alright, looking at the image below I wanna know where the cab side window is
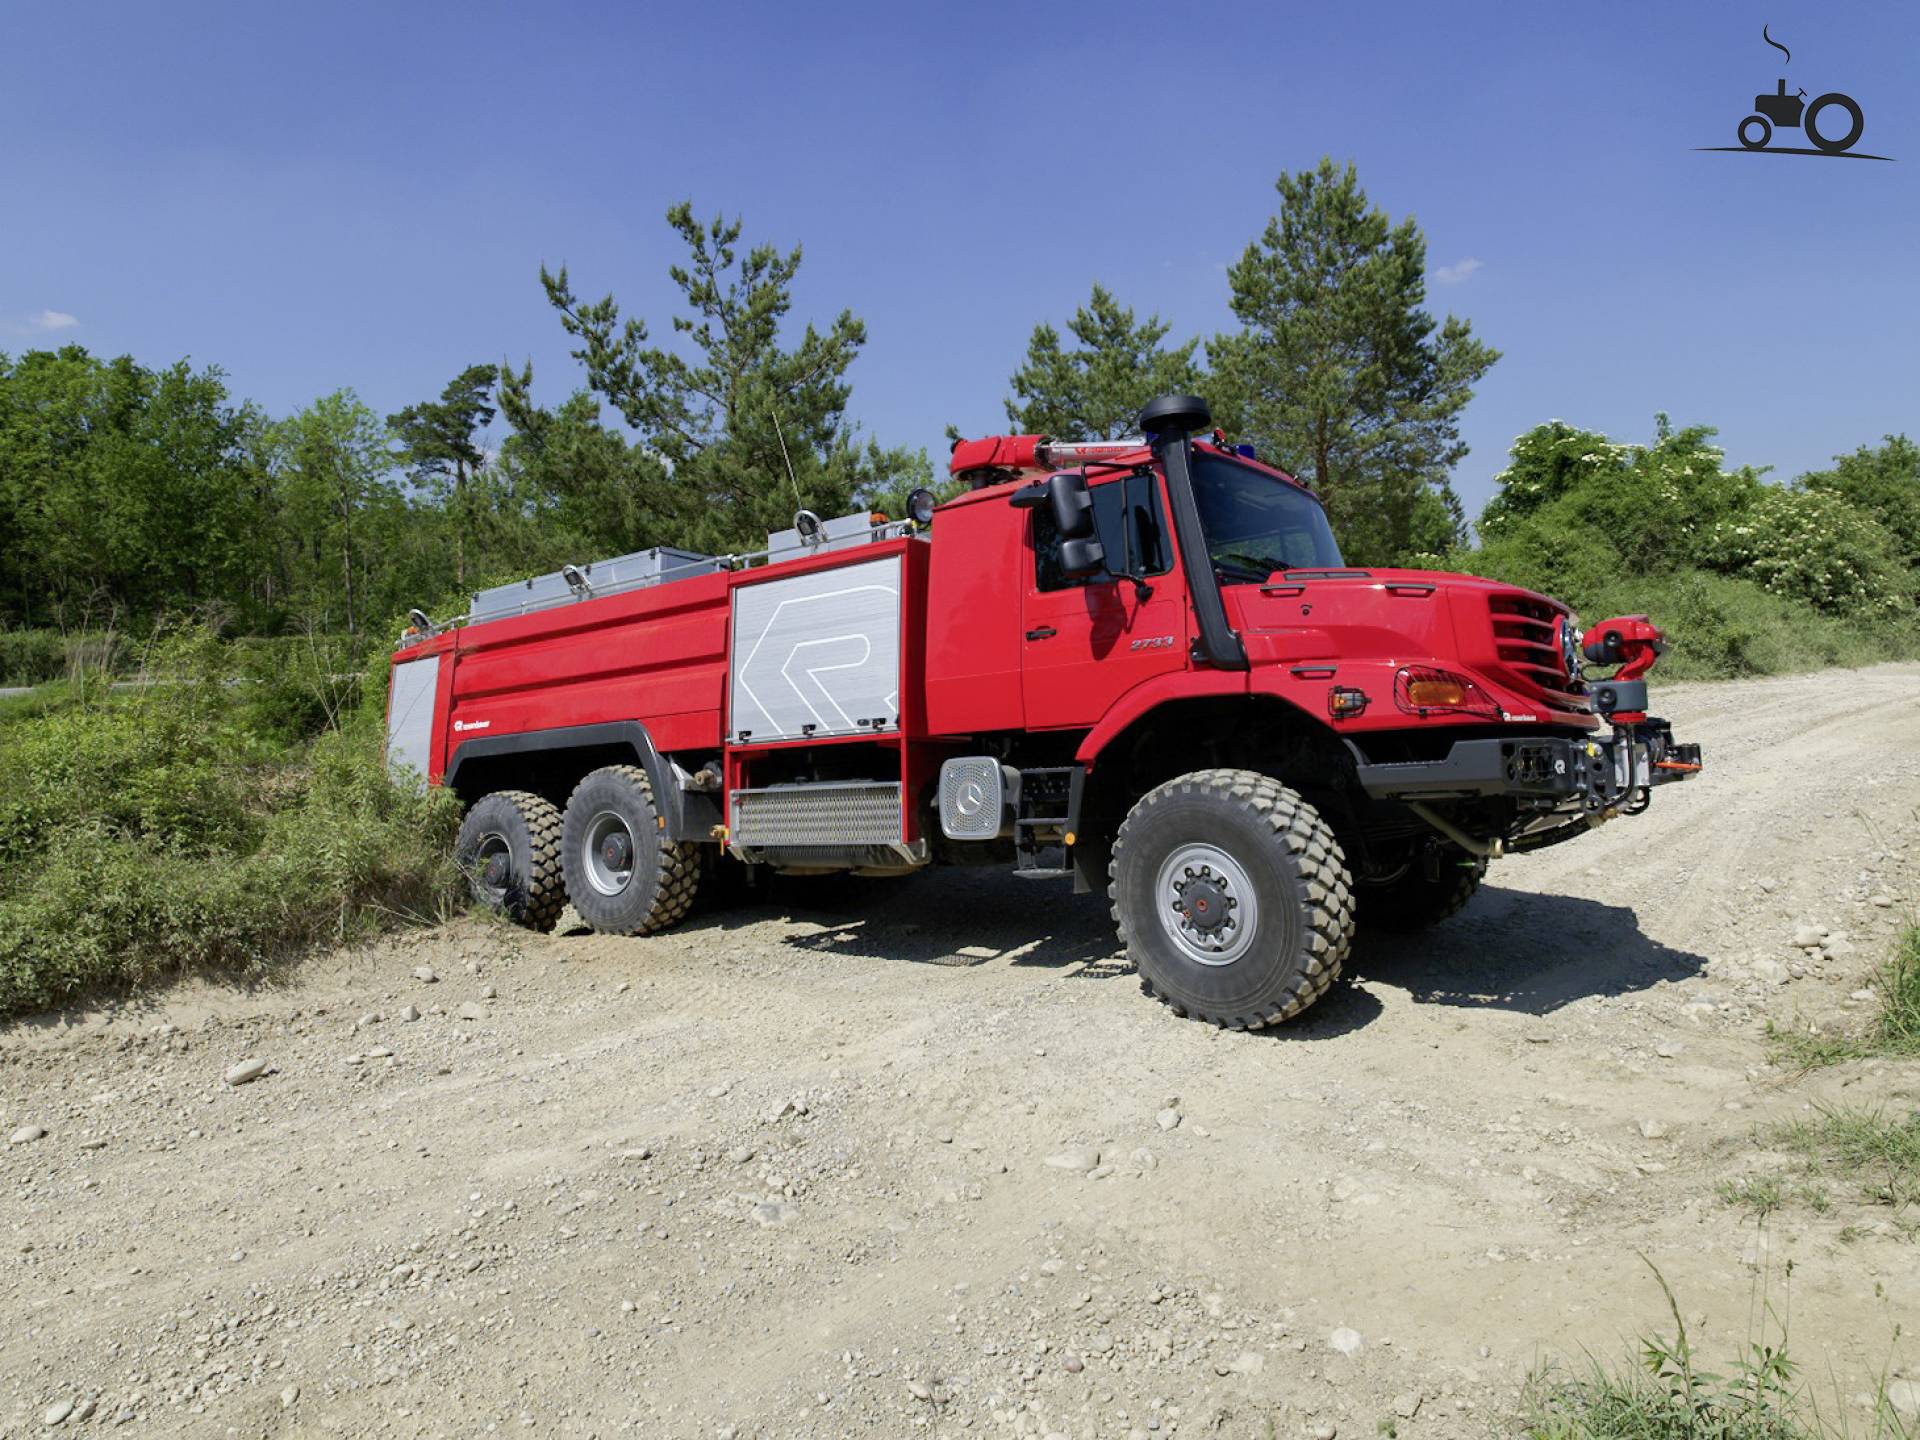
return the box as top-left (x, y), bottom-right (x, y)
top-left (1034, 473), bottom-right (1172, 592)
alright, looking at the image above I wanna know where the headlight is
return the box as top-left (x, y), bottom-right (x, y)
top-left (1555, 613), bottom-right (1584, 685)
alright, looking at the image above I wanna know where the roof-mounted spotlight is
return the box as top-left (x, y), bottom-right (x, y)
top-left (905, 486), bottom-right (938, 528)
top-left (406, 608), bottom-right (432, 634)
top-left (561, 563), bottom-right (593, 595)
top-left (793, 509), bottom-right (824, 545)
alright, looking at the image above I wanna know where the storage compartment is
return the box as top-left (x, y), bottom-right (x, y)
top-left (385, 656), bottom-right (441, 782)
top-left (469, 547), bottom-right (724, 623)
top-left (728, 554), bottom-right (903, 743)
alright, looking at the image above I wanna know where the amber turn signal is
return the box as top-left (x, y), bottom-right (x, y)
top-left (1404, 677), bottom-right (1467, 708)
top-left (1327, 686), bottom-right (1370, 718)
top-left (1393, 665), bottom-right (1501, 719)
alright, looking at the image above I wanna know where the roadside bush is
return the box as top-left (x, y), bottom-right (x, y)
top-left (1481, 417), bottom-right (1764, 573)
top-left (0, 625), bottom-right (458, 1015)
top-left (1703, 487), bottom-right (1913, 619)
top-left (1448, 418), bottom-right (1920, 678)
top-left (0, 629), bottom-right (128, 686)
top-left (230, 632), bottom-right (364, 742)
top-left (0, 629), bottom-right (65, 685)
top-left (1555, 571), bottom-right (1907, 680)
top-left (1801, 435), bottom-right (1920, 570)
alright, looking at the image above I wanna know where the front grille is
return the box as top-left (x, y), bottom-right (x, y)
top-left (1486, 592), bottom-right (1585, 708)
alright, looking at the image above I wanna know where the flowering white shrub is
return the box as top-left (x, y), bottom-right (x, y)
top-left (1703, 487), bottom-right (1912, 618)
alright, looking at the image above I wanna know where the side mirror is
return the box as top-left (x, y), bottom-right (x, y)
top-left (1010, 471), bottom-right (1097, 538)
top-left (1059, 535), bottom-right (1107, 578)
top-left (1046, 471), bottom-right (1095, 540)
top-left (1010, 470), bottom-right (1105, 577)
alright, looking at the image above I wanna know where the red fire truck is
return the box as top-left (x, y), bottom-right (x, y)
top-left (386, 396), bottom-right (1701, 1027)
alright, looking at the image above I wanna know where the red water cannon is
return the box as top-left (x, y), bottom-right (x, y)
top-left (1581, 614), bottom-right (1665, 725)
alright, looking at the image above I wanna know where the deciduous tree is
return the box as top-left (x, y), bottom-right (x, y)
top-left (0, 346), bottom-right (255, 627)
top-left (262, 391), bottom-right (406, 636)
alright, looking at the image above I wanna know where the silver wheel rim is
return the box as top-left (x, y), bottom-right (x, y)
top-left (473, 832), bottom-right (512, 901)
top-left (1155, 843), bottom-right (1259, 966)
top-left (582, 810), bottom-right (635, 897)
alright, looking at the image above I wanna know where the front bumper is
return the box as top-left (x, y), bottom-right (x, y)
top-left (1349, 722), bottom-right (1702, 806)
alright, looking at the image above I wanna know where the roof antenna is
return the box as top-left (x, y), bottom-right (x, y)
top-left (770, 402), bottom-right (804, 510)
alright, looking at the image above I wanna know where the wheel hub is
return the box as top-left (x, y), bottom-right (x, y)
top-left (1177, 875), bottom-right (1231, 935)
top-left (472, 832), bottom-right (512, 898)
top-left (582, 810), bottom-right (636, 897)
top-left (1154, 844), bottom-right (1260, 966)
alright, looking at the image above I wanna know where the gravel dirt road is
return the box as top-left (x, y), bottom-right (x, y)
top-left (4, 664), bottom-right (1918, 1438)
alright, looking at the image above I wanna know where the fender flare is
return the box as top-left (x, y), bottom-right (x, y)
top-left (1073, 670), bottom-right (1253, 769)
top-left (445, 721), bottom-right (703, 841)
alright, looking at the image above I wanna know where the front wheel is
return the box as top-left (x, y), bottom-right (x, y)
top-left (1109, 769), bottom-right (1355, 1028)
top-left (1738, 114), bottom-right (1771, 149)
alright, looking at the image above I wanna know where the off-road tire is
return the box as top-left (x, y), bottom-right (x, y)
top-left (1360, 849), bottom-right (1486, 932)
top-left (561, 765), bottom-right (699, 935)
top-left (455, 790), bottom-right (565, 932)
top-left (1109, 768), bottom-right (1355, 1027)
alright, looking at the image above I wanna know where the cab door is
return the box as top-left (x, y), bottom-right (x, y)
top-left (1021, 469), bottom-right (1189, 730)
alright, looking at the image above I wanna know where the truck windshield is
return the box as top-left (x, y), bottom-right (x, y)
top-left (1190, 453), bottom-right (1343, 583)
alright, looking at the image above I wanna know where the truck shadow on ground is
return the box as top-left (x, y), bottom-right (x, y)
top-left (741, 871), bottom-right (1707, 1031)
top-left (1348, 884), bottom-right (1708, 1017)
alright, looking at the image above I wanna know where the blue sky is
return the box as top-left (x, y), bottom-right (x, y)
top-left (4, 0), bottom-right (1915, 520)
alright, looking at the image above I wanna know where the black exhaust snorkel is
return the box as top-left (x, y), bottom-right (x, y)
top-left (1139, 395), bottom-right (1248, 671)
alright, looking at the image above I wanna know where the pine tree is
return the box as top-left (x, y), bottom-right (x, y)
top-left (389, 365), bottom-right (497, 587)
top-left (1209, 159), bottom-right (1498, 564)
top-left (1004, 284), bottom-right (1202, 441)
top-left (529, 203), bottom-right (925, 556)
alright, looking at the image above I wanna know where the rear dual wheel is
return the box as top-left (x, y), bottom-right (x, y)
top-left (560, 765), bottom-right (700, 935)
top-left (1110, 769), bottom-right (1355, 1027)
top-left (454, 790), bottom-right (566, 932)
top-left (455, 767), bottom-right (700, 935)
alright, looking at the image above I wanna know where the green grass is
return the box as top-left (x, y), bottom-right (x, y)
top-left (1770, 926), bottom-right (1920, 1070)
top-left (1774, 1105), bottom-right (1920, 1214)
top-left (0, 625), bottom-right (459, 1016)
top-left (1719, 1103), bottom-right (1920, 1226)
top-left (1521, 1260), bottom-right (1912, 1440)
top-left (1872, 926), bottom-right (1920, 1054)
top-left (1716, 1177), bottom-right (1787, 1219)
top-left (1716, 1177), bottom-right (1834, 1221)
